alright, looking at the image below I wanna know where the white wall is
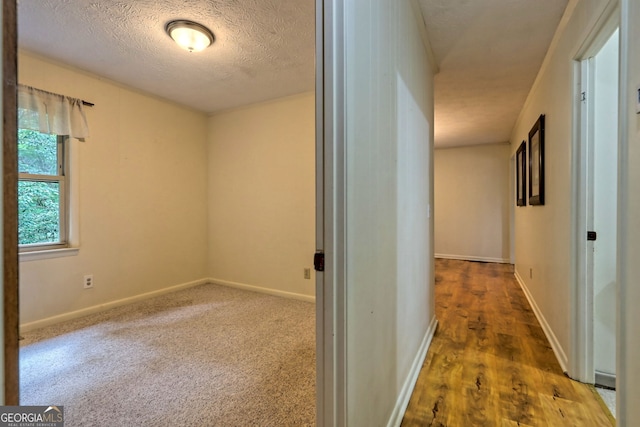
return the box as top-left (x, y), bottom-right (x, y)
top-left (343, 1), bottom-right (436, 424)
top-left (434, 144), bottom-right (511, 263)
top-left (592, 29), bottom-right (618, 378)
top-left (17, 53), bottom-right (316, 326)
top-left (509, 0), bottom-right (613, 371)
top-left (207, 93), bottom-right (316, 300)
top-left (619, 0), bottom-right (640, 422)
top-left (18, 52), bottom-right (209, 326)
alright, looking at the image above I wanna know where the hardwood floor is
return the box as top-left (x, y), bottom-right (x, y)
top-left (402, 259), bottom-right (613, 426)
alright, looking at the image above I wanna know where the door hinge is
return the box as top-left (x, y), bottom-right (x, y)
top-left (581, 91), bottom-right (587, 102)
top-left (587, 231), bottom-right (597, 241)
top-left (313, 251), bottom-right (325, 272)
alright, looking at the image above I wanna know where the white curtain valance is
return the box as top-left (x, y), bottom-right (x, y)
top-left (17, 84), bottom-right (89, 140)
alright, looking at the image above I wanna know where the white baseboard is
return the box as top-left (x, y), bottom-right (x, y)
top-left (595, 370), bottom-right (616, 389)
top-left (387, 315), bottom-right (439, 427)
top-left (20, 278), bottom-right (209, 333)
top-left (21, 277), bottom-right (314, 333)
top-left (208, 278), bottom-right (315, 303)
top-left (514, 270), bottom-right (569, 373)
top-left (435, 253), bottom-right (511, 264)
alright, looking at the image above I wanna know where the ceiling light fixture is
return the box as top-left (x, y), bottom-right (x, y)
top-left (165, 20), bottom-right (214, 53)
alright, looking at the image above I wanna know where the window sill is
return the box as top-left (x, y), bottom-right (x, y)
top-left (19, 247), bottom-right (79, 262)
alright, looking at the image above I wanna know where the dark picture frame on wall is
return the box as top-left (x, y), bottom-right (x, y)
top-left (516, 141), bottom-right (527, 206)
top-left (528, 114), bottom-right (545, 206)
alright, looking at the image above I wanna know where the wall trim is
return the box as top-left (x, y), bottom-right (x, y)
top-left (387, 316), bottom-right (439, 427)
top-left (435, 253), bottom-right (511, 264)
top-left (208, 90), bottom-right (315, 118)
top-left (435, 141), bottom-right (510, 151)
top-left (19, 247), bottom-right (79, 262)
top-left (20, 278), bottom-right (209, 333)
top-left (595, 370), bottom-right (616, 389)
top-left (618, 0), bottom-right (631, 423)
top-left (21, 276), bottom-right (315, 333)
top-left (511, 0), bottom-right (579, 141)
top-left (514, 270), bottom-right (569, 373)
top-left (208, 278), bottom-right (315, 303)
top-left (409, 0), bottom-right (439, 75)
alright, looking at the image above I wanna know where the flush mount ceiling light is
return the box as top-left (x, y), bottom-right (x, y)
top-left (165, 20), bottom-right (214, 53)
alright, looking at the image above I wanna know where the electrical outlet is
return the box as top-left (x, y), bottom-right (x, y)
top-left (84, 274), bottom-right (94, 289)
top-left (304, 268), bottom-right (311, 280)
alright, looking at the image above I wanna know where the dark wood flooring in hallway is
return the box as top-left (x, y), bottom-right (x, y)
top-left (401, 259), bottom-right (613, 426)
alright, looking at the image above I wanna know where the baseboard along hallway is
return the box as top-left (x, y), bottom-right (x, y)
top-left (401, 259), bottom-right (613, 426)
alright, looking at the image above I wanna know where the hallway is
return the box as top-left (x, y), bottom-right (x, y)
top-left (402, 259), bottom-right (612, 426)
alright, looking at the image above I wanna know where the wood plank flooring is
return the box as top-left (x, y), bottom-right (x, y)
top-left (402, 259), bottom-right (613, 426)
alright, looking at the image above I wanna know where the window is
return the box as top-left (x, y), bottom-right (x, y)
top-left (18, 129), bottom-right (68, 251)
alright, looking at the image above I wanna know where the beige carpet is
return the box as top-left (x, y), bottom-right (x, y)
top-left (20, 284), bottom-right (316, 426)
top-left (596, 386), bottom-right (616, 419)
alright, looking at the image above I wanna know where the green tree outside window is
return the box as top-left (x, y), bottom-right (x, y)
top-left (18, 129), bottom-right (65, 246)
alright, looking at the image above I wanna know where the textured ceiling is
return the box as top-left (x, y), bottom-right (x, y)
top-left (18, 0), bottom-right (568, 148)
top-left (17, 0), bottom-right (315, 114)
top-left (418, 0), bottom-right (569, 147)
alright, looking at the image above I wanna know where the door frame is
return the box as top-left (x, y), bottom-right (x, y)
top-left (316, 0), bottom-right (347, 425)
top-left (2, 0), bottom-right (19, 405)
top-left (570, 3), bottom-right (619, 384)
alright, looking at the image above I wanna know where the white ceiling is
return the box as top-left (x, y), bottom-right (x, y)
top-left (17, 0), bottom-right (568, 148)
top-left (17, 0), bottom-right (315, 114)
top-left (418, 0), bottom-right (568, 148)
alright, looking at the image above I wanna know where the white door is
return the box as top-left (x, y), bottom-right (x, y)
top-left (591, 28), bottom-right (619, 388)
top-left (315, 0), bottom-right (325, 421)
top-left (315, 0), bottom-right (347, 425)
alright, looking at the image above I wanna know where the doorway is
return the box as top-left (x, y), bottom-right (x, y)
top-left (11, 2), bottom-right (324, 422)
top-left (574, 18), bottom-right (619, 393)
top-left (589, 28), bottom-right (619, 389)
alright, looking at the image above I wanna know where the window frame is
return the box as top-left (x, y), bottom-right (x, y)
top-left (18, 133), bottom-right (69, 252)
